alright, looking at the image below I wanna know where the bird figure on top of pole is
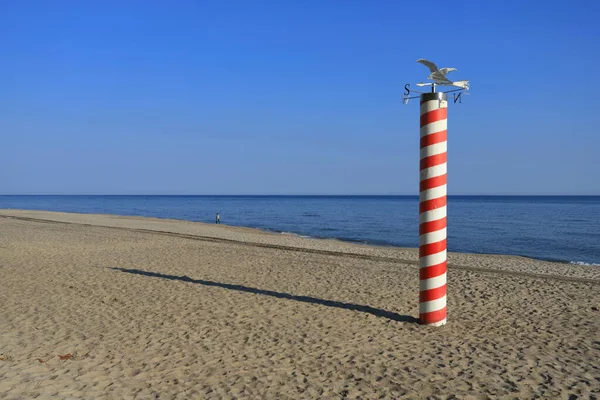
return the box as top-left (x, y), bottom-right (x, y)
top-left (416, 59), bottom-right (470, 91)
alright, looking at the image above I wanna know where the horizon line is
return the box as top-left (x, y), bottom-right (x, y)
top-left (1, 194), bottom-right (599, 197)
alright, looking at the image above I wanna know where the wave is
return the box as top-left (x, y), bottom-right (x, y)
top-left (301, 213), bottom-right (320, 218)
top-left (570, 261), bottom-right (600, 267)
top-left (278, 230), bottom-right (394, 246)
top-left (279, 231), bottom-right (312, 239)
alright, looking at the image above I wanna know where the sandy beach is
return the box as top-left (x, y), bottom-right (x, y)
top-left (0, 209), bottom-right (598, 399)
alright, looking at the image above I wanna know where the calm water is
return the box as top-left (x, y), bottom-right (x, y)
top-left (1, 195), bottom-right (599, 265)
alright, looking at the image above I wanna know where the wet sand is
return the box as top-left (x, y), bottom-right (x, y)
top-left (1, 209), bottom-right (599, 399)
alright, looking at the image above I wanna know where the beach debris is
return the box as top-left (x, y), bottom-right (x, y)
top-left (58, 353), bottom-right (73, 361)
top-left (37, 358), bottom-right (46, 363)
top-left (592, 306), bottom-right (598, 311)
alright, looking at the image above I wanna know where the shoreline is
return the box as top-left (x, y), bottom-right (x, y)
top-left (1, 209), bottom-right (599, 281)
top-left (1, 208), bottom-right (598, 267)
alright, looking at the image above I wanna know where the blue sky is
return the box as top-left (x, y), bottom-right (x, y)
top-left (1, 0), bottom-right (599, 195)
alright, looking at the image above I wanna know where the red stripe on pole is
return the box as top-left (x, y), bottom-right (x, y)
top-left (419, 197), bottom-right (447, 213)
top-left (420, 108), bottom-right (447, 127)
top-left (419, 308), bottom-right (446, 325)
top-left (420, 284), bottom-right (446, 302)
top-left (419, 239), bottom-right (447, 257)
top-left (420, 130), bottom-right (447, 147)
top-left (420, 174), bottom-right (447, 192)
top-left (420, 153), bottom-right (447, 170)
top-left (419, 261), bottom-right (447, 280)
top-left (419, 217), bottom-right (446, 235)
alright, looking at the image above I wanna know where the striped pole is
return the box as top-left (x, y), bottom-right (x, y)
top-left (419, 92), bottom-right (447, 326)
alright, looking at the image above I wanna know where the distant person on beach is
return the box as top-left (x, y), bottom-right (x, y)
top-left (216, 213), bottom-right (220, 224)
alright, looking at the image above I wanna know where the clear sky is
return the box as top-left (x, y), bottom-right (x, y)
top-left (1, 0), bottom-right (599, 195)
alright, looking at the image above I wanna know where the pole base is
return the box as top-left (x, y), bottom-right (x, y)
top-left (420, 318), bottom-right (446, 327)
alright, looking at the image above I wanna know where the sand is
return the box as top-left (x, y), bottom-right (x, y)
top-left (0, 209), bottom-right (598, 399)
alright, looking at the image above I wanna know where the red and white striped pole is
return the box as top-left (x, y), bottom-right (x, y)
top-left (419, 91), bottom-right (447, 326)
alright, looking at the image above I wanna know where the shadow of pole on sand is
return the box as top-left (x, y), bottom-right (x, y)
top-left (109, 267), bottom-right (418, 323)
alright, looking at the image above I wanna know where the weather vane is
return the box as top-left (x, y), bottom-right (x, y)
top-left (404, 58), bottom-right (470, 327)
top-left (403, 59), bottom-right (470, 104)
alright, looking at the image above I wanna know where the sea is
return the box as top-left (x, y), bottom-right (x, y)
top-left (1, 195), bottom-right (599, 266)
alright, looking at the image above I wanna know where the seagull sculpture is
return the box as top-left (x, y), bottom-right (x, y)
top-left (416, 59), bottom-right (469, 90)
